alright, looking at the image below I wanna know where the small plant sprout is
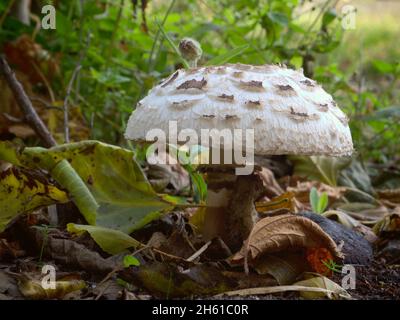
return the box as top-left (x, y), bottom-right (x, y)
top-left (123, 255), bottom-right (140, 268)
top-left (310, 187), bottom-right (329, 214)
top-left (322, 259), bottom-right (343, 274)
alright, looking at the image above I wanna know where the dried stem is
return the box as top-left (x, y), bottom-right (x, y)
top-left (0, 55), bottom-right (57, 147)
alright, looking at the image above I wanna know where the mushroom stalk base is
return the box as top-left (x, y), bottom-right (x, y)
top-left (203, 170), bottom-right (263, 252)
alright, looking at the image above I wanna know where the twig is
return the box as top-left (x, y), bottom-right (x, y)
top-left (31, 61), bottom-right (56, 103)
top-left (0, 55), bottom-right (57, 147)
top-left (186, 241), bottom-right (211, 262)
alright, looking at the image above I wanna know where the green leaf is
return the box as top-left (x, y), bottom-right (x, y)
top-left (290, 156), bottom-right (351, 186)
top-left (309, 187), bottom-right (320, 213)
top-left (205, 44), bottom-right (249, 66)
top-left (67, 223), bottom-right (140, 255)
top-left (123, 255), bottom-right (141, 268)
top-left (44, 141), bottom-right (177, 233)
top-left (372, 60), bottom-right (395, 74)
top-left (317, 193), bottom-right (328, 214)
top-left (189, 171), bottom-right (207, 203)
top-left (267, 12), bottom-right (289, 26)
top-left (0, 140), bottom-right (22, 166)
top-left (322, 9), bottom-right (337, 28)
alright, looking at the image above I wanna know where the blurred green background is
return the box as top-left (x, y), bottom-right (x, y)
top-left (0, 0), bottom-right (399, 163)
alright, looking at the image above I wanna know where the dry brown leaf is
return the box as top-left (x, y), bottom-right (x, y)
top-left (253, 252), bottom-right (308, 285)
top-left (373, 212), bottom-right (400, 236)
top-left (256, 167), bottom-right (284, 198)
top-left (322, 210), bottom-right (378, 243)
top-left (336, 203), bottom-right (390, 224)
top-left (378, 189), bottom-right (400, 203)
top-left (231, 214), bottom-right (342, 264)
top-left (7, 125), bottom-right (35, 139)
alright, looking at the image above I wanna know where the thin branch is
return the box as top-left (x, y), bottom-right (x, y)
top-left (0, 55), bottom-right (57, 147)
top-left (186, 241), bottom-right (211, 262)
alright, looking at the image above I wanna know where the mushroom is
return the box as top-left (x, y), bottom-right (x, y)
top-left (125, 63), bottom-right (353, 251)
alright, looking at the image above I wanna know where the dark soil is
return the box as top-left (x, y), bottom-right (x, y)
top-left (332, 260), bottom-right (400, 300)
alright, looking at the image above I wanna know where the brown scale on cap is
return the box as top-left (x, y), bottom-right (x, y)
top-left (338, 116), bottom-right (349, 125)
top-left (217, 94), bottom-right (234, 101)
top-left (177, 77), bottom-right (207, 90)
top-left (246, 100), bottom-right (262, 108)
top-left (300, 79), bottom-right (316, 87)
top-left (275, 84), bottom-right (297, 97)
top-left (317, 103), bottom-right (329, 112)
top-left (238, 80), bottom-right (264, 91)
top-left (214, 67), bottom-right (227, 74)
top-left (202, 114), bottom-right (215, 119)
top-left (232, 71), bottom-right (244, 78)
top-left (225, 114), bottom-right (239, 120)
top-left (170, 99), bottom-right (199, 109)
top-left (290, 106), bottom-right (309, 118)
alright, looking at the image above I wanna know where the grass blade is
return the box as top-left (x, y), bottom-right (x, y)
top-left (155, 19), bottom-right (190, 69)
top-left (205, 44), bottom-right (249, 66)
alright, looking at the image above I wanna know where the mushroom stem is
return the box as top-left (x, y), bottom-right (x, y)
top-left (202, 169), bottom-right (264, 252)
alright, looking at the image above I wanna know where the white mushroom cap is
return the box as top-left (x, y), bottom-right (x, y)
top-left (125, 63), bottom-right (353, 156)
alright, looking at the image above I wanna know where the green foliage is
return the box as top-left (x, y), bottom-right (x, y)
top-left (309, 187), bottom-right (328, 214)
top-left (123, 255), bottom-right (141, 268)
top-left (290, 156), bottom-right (351, 187)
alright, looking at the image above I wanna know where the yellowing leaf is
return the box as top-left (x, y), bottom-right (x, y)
top-left (67, 224), bottom-right (141, 255)
top-left (255, 192), bottom-right (295, 214)
top-left (0, 167), bottom-right (68, 232)
top-left (294, 274), bottom-right (351, 299)
top-left (18, 276), bottom-right (86, 300)
top-left (1, 140), bottom-right (179, 233)
top-left (188, 206), bottom-right (207, 233)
